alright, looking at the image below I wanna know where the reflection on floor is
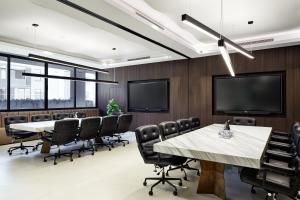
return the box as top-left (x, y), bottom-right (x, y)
top-left (0, 132), bottom-right (289, 200)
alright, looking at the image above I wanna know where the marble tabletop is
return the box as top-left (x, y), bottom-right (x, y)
top-left (154, 124), bottom-right (272, 169)
top-left (9, 118), bottom-right (83, 133)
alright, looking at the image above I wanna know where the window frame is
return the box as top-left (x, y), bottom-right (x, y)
top-left (0, 52), bottom-right (98, 112)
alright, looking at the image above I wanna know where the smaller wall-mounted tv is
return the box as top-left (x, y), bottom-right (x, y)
top-left (128, 79), bottom-right (169, 112)
top-left (213, 71), bottom-right (285, 116)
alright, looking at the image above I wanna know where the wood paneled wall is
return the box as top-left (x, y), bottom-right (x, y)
top-left (98, 45), bottom-right (300, 131)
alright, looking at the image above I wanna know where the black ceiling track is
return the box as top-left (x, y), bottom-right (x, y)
top-left (56, 0), bottom-right (190, 59)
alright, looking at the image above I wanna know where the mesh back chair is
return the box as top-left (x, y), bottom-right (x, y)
top-left (240, 128), bottom-right (300, 200)
top-left (176, 119), bottom-right (192, 134)
top-left (31, 114), bottom-right (52, 150)
top-left (71, 117), bottom-right (101, 157)
top-left (189, 117), bottom-right (201, 130)
top-left (159, 121), bottom-right (200, 180)
top-left (233, 117), bottom-right (256, 126)
top-left (43, 119), bottom-right (79, 165)
top-left (4, 116), bottom-right (37, 155)
top-left (135, 125), bottom-right (185, 196)
top-left (52, 113), bottom-right (70, 120)
top-left (113, 114), bottom-right (133, 146)
top-left (94, 116), bottom-right (118, 151)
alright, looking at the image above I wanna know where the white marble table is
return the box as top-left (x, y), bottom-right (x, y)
top-left (154, 124), bottom-right (272, 199)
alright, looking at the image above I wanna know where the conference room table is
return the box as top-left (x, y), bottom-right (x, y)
top-left (9, 118), bottom-right (84, 153)
top-left (154, 124), bottom-right (272, 200)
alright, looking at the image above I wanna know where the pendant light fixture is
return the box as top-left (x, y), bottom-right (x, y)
top-left (218, 39), bottom-right (235, 76)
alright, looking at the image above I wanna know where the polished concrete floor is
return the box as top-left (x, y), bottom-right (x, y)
top-left (0, 132), bottom-right (289, 200)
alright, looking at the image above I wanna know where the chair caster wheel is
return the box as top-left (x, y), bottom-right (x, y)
top-left (25, 151), bottom-right (29, 155)
top-left (149, 191), bottom-right (153, 196)
top-left (123, 144), bottom-right (125, 147)
top-left (197, 171), bottom-right (200, 176)
top-left (7, 150), bottom-right (10, 153)
top-left (251, 188), bottom-right (256, 194)
top-left (70, 158), bottom-right (73, 162)
top-left (78, 154), bottom-right (81, 158)
top-left (166, 172), bottom-right (169, 176)
top-left (44, 159), bottom-right (47, 162)
top-left (179, 182), bottom-right (183, 186)
top-left (180, 168), bottom-right (183, 171)
top-left (109, 148), bottom-right (111, 151)
top-left (127, 141), bottom-right (129, 144)
top-left (143, 181), bottom-right (147, 186)
top-left (184, 176), bottom-right (188, 181)
top-left (91, 152), bottom-right (94, 156)
top-left (9, 152), bottom-right (12, 156)
top-left (173, 191), bottom-right (177, 196)
top-left (54, 162), bottom-right (57, 165)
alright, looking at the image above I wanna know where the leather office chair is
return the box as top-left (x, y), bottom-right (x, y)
top-left (176, 119), bottom-right (192, 134)
top-left (240, 129), bottom-right (300, 200)
top-left (270, 122), bottom-right (299, 144)
top-left (52, 113), bottom-right (70, 120)
top-left (31, 114), bottom-right (52, 150)
top-left (94, 116), bottom-right (118, 151)
top-left (159, 121), bottom-right (200, 180)
top-left (113, 114), bottom-right (132, 146)
top-left (189, 117), bottom-right (201, 130)
top-left (135, 125), bottom-right (184, 196)
top-left (31, 114), bottom-right (52, 122)
top-left (233, 116), bottom-right (256, 126)
top-left (43, 119), bottom-right (79, 165)
top-left (72, 117), bottom-right (101, 157)
top-left (4, 116), bottom-right (37, 155)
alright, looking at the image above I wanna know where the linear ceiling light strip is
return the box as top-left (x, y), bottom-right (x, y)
top-left (182, 14), bottom-right (254, 59)
top-left (218, 39), bottom-right (235, 76)
top-left (22, 72), bottom-right (118, 85)
top-left (28, 54), bottom-right (109, 74)
top-left (56, 0), bottom-right (190, 59)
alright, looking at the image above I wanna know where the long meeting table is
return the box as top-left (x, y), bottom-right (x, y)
top-left (154, 124), bottom-right (272, 199)
top-left (9, 119), bottom-right (83, 153)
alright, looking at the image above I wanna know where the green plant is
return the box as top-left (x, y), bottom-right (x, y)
top-left (107, 98), bottom-right (121, 115)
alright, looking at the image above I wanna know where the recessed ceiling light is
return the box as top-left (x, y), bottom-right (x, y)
top-left (248, 21), bottom-right (254, 25)
top-left (32, 23), bottom-right (39, 27)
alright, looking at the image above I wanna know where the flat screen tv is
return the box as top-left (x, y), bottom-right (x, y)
top-left (128, 79), bottom-right (169, 112)
top-left (213, 72), bottom-right (285, 116)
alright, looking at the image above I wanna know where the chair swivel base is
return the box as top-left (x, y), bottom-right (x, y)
top-left (43, 150), bottom-right (73, 165)
top-left (8, 142), bottom-right (35, 155)
top-left (71, 143), bottom-right (95, 157)
top-left (166, 164), bottom-right (200, 180)
top-left (143, 168), bottom-right (182, 196)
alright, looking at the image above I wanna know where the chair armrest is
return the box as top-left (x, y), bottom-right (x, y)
top-left (262, 162), bottom-right (295, 176)
top-left (272, 130), bottom-right (289, 137)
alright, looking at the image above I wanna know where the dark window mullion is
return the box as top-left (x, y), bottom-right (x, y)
top-left (45, 63), bottom-right (48, 110)
top-left (74, 68), bottom-right (76, 108)
top-left (7, 56), bottom-right (11, 111)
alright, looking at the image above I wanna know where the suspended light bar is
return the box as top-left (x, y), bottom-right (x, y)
top-left (28, 54), bottom-right (110, 74)
top-left (218, 39), bottom-right (235, 77)
top-left (182, 14), bottom-right (254, 59)
top-left (22, 72), bottom-right (118, 85)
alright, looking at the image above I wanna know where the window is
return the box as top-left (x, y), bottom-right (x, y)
top-left (0, 56), bottom-right (7, 110)
top-left (48, 64), bottom-right (75, 108)
top-left (10, 58), bottom-right (45, 110)
top-left (76, 69), bottom-right (96, 107)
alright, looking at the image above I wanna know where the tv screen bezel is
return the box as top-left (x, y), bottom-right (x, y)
top-left (212, 71), bottom-right (286, 117)
top-left (127, 79), bottom-right (170, 113)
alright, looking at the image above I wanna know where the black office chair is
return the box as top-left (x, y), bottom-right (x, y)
top-left (72, 117), bottom-right (101, 157)
top-left (43, 119), bottom-right (79, 165)
top-left (189, 117), bottom-right (201, 130)
top-left (113, 114), bottom-right (132, 146)
top-left (52, 113), bottom-right (70, 120)
top-left (159, 121), bottom-right (200, 180)
top-left (4, 116), bottom-right (37, 155)
top-left (70, 112), bottom-right (87, 118)
top-left (176, 119), bottom-right (192, 134)
top-left (31, 114), bottom-right (52, 150)
top-left (240, 128), bottom-right (300, 200)
top-left (94, 116), bottom-right (118, 151)
top-left (31, 114), bottom-right (52, 122)
top-left (233, 116), bottom-right (256, 126)
top-left (135, 125), bottom-right (184, 196)
top-left (270, 122), bottom-right (299, 144)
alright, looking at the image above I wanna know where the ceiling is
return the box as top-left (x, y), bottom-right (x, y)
top-left (0, 0), bottom-right (300, 68)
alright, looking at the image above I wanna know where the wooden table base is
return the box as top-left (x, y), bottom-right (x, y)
top-left (197, 160), bottom-right (226, 200)
top-left (41, 141), bottom-right (51, 154)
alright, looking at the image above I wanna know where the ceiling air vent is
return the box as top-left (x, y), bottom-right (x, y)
top-left (127, 56), bottom-right (151, 61)
top-left (237, 38), bottom-right (274, 46)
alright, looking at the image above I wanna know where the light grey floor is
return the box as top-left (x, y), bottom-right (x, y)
top-left (0, 132), bottom-right (289, 200)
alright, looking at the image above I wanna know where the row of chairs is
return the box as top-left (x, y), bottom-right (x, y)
top-left (240, 121), bottom-right (300, 200)
top-left (5, 114), bottom-right (133, 161)
top-left (135, 117), bottom-right (201, 196)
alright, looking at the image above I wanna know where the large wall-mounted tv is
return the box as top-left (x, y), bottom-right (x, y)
top-left (213, 72), bottom-right (285, 116)
top-left (127, 79), bottom-right (169, 112)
